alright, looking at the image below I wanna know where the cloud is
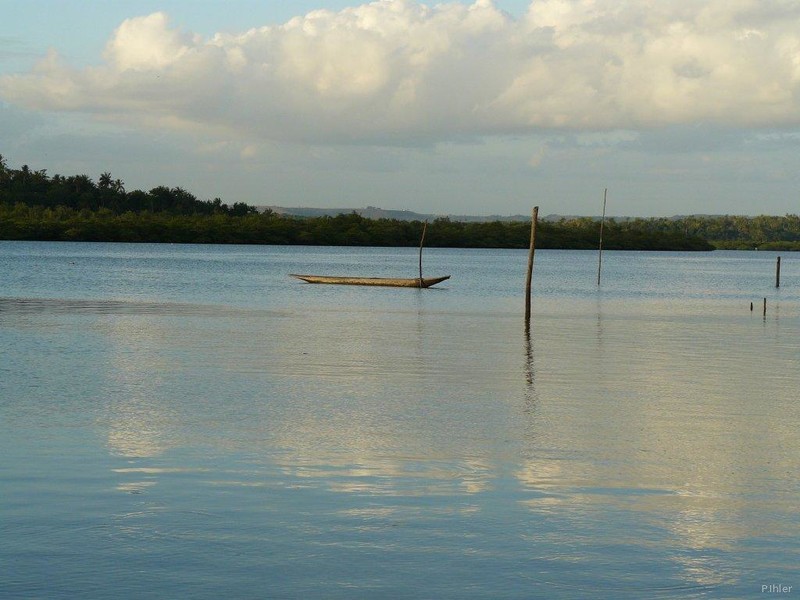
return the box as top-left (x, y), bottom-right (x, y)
top-left (104, 12), bottom-right (200, 72)
top-left (2, 0), bottom-right (800, 146)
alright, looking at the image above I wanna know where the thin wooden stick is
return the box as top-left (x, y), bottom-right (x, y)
top-left (597, 188), bottom-right (607, 286)
top-left (525, 206), bottom-right (539, 325)
top-left (418, 220), bottom-right (428, 288)
top-left (776, 256), bottom-right (781, 288)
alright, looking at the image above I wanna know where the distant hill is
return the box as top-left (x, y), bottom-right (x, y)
top-left (262, 206), bottom-right (730, 223)
top-left (263, 205), bottom-right (557, 222)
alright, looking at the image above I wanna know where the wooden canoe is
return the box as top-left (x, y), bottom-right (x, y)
top-left (290, 274), bottom-right (450, 288)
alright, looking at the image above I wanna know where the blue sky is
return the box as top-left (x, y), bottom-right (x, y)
top-left (2, 0), bottom-right (800, 217)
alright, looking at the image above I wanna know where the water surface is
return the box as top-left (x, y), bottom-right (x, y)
top-left (1, 242), bottom-right (798, 599)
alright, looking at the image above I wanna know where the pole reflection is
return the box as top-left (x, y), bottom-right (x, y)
top-left (523, 323), bottom-right (538, 407)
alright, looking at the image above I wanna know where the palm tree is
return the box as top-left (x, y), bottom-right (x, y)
top-left (66, 174), bottom-right (93, 194)
top-left (0, 154), bottom-right (8, 186)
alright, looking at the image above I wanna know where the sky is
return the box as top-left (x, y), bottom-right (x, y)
top-left (2, 0), bottom-right (800, 217)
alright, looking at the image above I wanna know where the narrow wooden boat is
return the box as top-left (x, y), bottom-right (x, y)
top-left (292, 222), bottom-right (449, 288)
top-left (290, 274), bottom-right (450, 288)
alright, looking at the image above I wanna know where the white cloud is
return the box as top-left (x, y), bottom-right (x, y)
top-left (104, 12), bottom-right (198, 71)
top-left (2, 0), bottom-right (800, 146)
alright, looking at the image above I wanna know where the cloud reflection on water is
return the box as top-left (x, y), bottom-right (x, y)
top-left (515, 305), bottom-right (800, 592)
top-left (14, 289), bottom-right (795, 594)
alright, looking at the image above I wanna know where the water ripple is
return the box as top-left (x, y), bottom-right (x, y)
top-left (0, 296), bottom-right (286, 318)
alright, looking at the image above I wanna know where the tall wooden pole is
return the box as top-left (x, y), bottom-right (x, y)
top-left (418, 220), bottom-right (427, 288)
top-left (525, 206), bottom-right (539, 325)
top-left (776, 256), bottom-right (781, 288)
top-left (597, 188), bottom-right (607, 286)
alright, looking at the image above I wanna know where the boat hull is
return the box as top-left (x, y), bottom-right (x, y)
top-left (290, 274), bottom-right (450, 288)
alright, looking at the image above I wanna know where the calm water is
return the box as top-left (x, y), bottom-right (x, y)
top-left (1, 242), bottom-right (798, 599)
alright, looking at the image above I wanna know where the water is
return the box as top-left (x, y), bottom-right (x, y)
top-left (1, 242), bottom-right (798, 599)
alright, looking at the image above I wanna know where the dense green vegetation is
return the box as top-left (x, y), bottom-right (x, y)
top-left (2, 155), bottom-right (796, 250)
top-left (0, 202), bottom-right (715, 249)
top-left (612, 215), bottom-right (800, 251)
top-left (0, 156), bottom-right (255, 217)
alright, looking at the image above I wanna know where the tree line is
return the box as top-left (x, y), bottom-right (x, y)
top-left (609, 214), bottom-right (800, 250)
top-left (0, 155), bottom-right (256, 218)
top-left (0, 203), bottom-right (718, 250)
top-left (3, 155), bottom-right (795, 250)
